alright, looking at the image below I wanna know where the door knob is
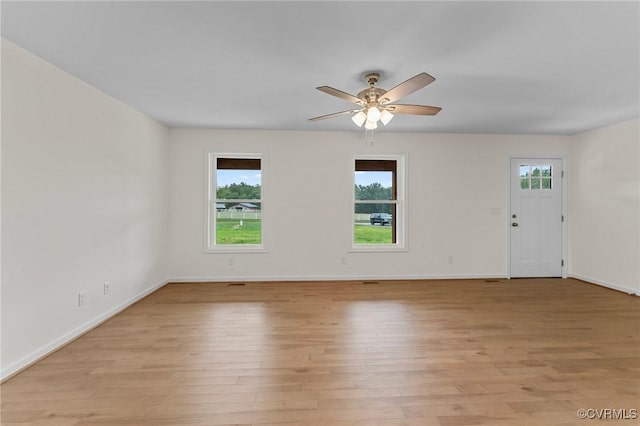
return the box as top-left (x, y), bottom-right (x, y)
top-left (512, 222), bottom-right (519, 227)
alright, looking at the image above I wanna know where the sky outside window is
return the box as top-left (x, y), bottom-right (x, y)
top-left (217, 170), bottom-right (262, 188)
top-left (355, 171), bottom-right (392, 187)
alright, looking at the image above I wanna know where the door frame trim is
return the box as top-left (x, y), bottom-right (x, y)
top-left (507, 156), bottom-right (568, 279)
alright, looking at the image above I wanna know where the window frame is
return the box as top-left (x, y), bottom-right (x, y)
top-left (351, 154), bottom-right (407, 252)
top-left (204, 152), bottom-right (266, 253)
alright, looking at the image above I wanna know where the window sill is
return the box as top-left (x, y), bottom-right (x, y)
top-left (350, 245), bottom-right (408, 253)
top-left (204, 246), bottom-right (267, 254)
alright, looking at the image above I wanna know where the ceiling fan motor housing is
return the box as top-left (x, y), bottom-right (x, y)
top-left (359, 73), bottom-right (389, 106)
top-left (357, 87), bottom-right (387, 105)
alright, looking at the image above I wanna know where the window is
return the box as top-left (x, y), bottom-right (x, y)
top-left (353, 156), bottom-right (405, 250)
top-left (520, 164), bottom-right (553, 190)
top-left (207, 154), bottom-right (263, 251)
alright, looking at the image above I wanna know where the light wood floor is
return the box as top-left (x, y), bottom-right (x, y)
top-left (1, 278), bottom-right (639, 426)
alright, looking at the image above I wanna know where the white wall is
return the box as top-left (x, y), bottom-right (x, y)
top-left (169, 128), bottom-right (570, 281)
top-left (1, 40), bottom-right (170, 378)
top-left (569, 118), bottom-right (640, 293)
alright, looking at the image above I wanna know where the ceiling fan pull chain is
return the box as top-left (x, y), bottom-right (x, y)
top-left (365, 128), bottom-right (374, 146)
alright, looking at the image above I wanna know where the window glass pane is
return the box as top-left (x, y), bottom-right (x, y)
top-left (355, 171), bottom-right (393, 200)
top-left (211, 155), bottom-right (262, 248)
top-left (531, 165), bottom-right (541, 177)
top-left (531, 177), bottom-right (541, 189)
top-left (354, 203), bottom-right (393, 244)
top-left (541, 165), bottom-right (552, 177)
top-left (216, 169), bottom-right (261, 199)
top-left (216, 202), bottom-right (262, 244)
top-left (542, 177), bottom-right (552, 189)
top-left (520, 165), bottom-right (530, 189)
top-left (530, 166), bottom-right (541, 189)
top-left (354, 202), bottom-right (393, 215)
top-left (354, 158), bottom-right (400, 247)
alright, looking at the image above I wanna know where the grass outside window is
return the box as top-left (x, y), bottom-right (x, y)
top-left (354, 224), bottom-right (392, 244)
top-left (216, 218), bottom-right (261, 245)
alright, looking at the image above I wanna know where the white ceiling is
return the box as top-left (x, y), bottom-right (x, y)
top-left (2, 1), bottom-right (639, 135)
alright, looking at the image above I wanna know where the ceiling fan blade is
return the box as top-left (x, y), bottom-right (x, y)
top-left (387, 104), bottom-right (441, 116)
top-left (379, 73), bottom-right (435, 104)
top-left (316, 86), bottom-right (363, 105)
top-left (309, 109), bottom-right (357, 121)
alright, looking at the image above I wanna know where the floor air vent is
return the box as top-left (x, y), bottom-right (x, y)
top-left (228, 282), bottom-right (246, 286)
top-left (362, 281), bottom-right (380, 285)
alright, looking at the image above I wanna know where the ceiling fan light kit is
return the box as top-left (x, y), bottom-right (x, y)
top-left (380, 109), bottom-right (394, 125)
top-left (364, 119), bottom-right (378, 130)
top-left (352, 110), bottom-right (367, 127)
top-left (366, 106), bottom-right (381, 122)
top-left (310, 71), bottom-right (441, 131)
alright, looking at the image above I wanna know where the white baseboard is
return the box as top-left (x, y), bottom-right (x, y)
top-left (168, 273), bottom-right (509, 283)
top-left (569, 273), bottom-right (639, 296)
top-left (1, 278), bottom-right (170, 382)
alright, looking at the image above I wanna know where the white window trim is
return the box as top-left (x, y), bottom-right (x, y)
top-left (350, 154), bottom-right (407, 253)
top-left (204, 152), bottom-right (266, 254)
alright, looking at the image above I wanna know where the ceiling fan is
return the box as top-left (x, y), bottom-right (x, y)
top-left (309, 72), bottom-right (441, 129)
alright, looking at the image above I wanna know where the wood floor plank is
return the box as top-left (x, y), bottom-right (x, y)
top-left (1, 278), bottom-right (638, 425)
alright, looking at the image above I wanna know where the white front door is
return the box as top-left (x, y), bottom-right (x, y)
top-left (510, 158), bottom-right (563, 277)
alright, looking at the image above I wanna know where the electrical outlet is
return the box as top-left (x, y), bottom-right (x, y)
top-left (228, 257), bottom-right (235, 266)
top-left (448, 255), bottom-right (454, 264)
top-left (104, 281), bottom-right (111, 295)
top-left (340, 257), bottom-right (347, 265)
top-left (78, 291), bottom-right (87, 307)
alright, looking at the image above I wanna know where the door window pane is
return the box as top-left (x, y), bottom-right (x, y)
top-left (531, 177), bottom-right (541, 189)
top-left (520, 165), bottom-right (530, 189)
top-left (520, 164), bottom-right (553, 190)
